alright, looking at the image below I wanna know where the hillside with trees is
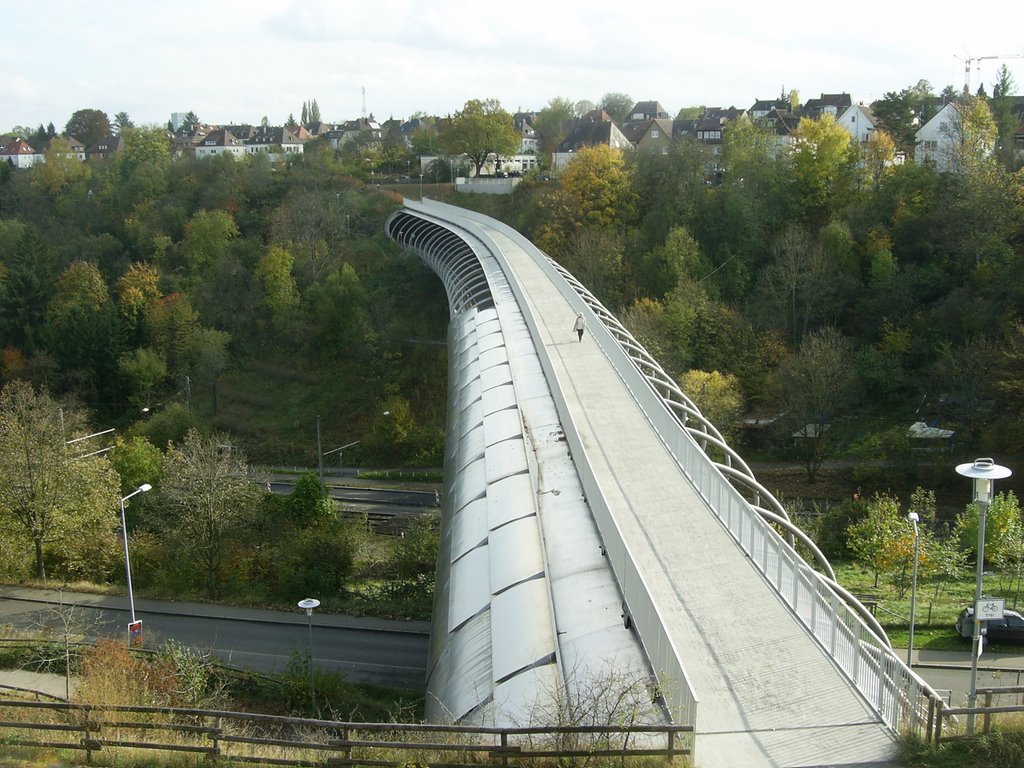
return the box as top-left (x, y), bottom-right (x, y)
top-left (497, 94), bottom-right (1024, 497)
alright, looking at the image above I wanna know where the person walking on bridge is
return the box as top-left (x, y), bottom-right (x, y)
top-left (573, 312), bottom-right (586, 342)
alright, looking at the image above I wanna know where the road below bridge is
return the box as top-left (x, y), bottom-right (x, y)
top-left (0, 587), bottom-right (429, 690)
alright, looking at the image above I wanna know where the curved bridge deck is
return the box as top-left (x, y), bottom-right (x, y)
top-left (388, 200), bottom-right (935, 767)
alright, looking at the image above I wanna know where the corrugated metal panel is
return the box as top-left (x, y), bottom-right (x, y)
top-left (482, 383), bottom-right (517, 415)
top-left (489, 516), bottom-right (544, 593)
top-left (480, 362), bottom-right (513, 392)
top-left (479, 345), bottom-right (509, 371)
top-left (449, 459), bottom-right (486, 515)
top-left (451, 498), bottom-right (488, 561)
top-left (487, 474), bottom-right (535, 529)
top-left (483, 408), bottom-right (523, 445)
top-left (484, 439), bottom-right (529, 485)
top-left (430, 611), bottom-right (493, 721)
top-left (487, 664), bottom-right (563, 727)
top-left (491, 578), bottom-right (556, 682)
top-left (449, 546), bottom-right (490, 631)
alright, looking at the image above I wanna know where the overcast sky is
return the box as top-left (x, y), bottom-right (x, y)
top-left (3, 0), bottom-right (1022, 132)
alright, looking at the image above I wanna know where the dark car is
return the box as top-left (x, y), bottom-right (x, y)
top-left (956, 607), bottom-right (1024, 645)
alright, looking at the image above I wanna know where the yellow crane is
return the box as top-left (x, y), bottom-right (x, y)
top-left (958, 52), bottom-right (1024, 94)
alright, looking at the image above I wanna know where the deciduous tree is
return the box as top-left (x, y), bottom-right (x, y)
top-left (533, 97), bottom-right (575, 160)
top-left (788, 114), bottom-right (858, 223)
top-left (158, 429), bottom-right (262, 596)
top-left (64, 108), bottom-right (111, 147)
top-left (599, 92), bottom-right (633, 123)
top-left (439, 99), bottom-right (519, 177)
top-left (0, 381), bottom-right (120, 581)
top-left (771, 327), bottom-right (858, 482)
top-left (678, 369), bottom-right (744, 443)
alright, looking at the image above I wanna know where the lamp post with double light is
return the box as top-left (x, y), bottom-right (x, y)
top-left (957, 457), bottom-right (1012, 733)
top-left (119, 483), bottom-right (152, 646)
top-left (907, 511), bottom-right (920, 667)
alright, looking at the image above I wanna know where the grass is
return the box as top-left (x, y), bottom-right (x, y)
top-left (833, 560), bottom-right (1024, 652)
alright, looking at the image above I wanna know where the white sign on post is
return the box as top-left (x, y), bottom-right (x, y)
top-left (976, 598), bottom-right (1005, 621)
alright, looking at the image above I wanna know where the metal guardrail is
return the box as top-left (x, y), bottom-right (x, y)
top-left (0, 699), bottom-right (693, 766)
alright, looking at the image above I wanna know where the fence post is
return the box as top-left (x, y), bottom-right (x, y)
top-left (500, 730), bottom-right (509, 767)
top-left (667, 728), bottom-right (675, 758)
top-left (934, 707), bottom-right (943, 745)
top-left (926, 697), bottom-right (935, 744)
top-left (211, 715), bottom-right (222, 757)
top-left (984, 691), bottom-right (993, 734)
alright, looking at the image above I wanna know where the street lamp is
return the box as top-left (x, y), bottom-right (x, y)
top-left (907, 512), bottom-right (920, 667)
top-left (957, 457), bottom-right (1012, 733)
top-left (119, 483), bottom-right (152, 646)
top-left (297, 598), bottom-right (320, 711)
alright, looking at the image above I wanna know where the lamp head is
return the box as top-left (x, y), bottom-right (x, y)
top-left (139, 483), bottom-right (152, 493)
top-left (908, 512), bottom-right (920, 523)
top-left (956, 458), bottom-right (1012, 504)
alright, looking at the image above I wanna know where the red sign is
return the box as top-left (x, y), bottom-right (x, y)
top-left (128, 620), bottom-right (143, 647)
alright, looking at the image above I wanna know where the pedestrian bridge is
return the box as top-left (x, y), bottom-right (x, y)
top-left (385, 199), bottom-right (944, 767)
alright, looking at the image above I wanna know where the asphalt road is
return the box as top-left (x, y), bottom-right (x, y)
top-left (0, 587), bottom-right (429, 690)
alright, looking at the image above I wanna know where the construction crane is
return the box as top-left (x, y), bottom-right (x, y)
top-left (957, 52), bottom-right (1024, 94)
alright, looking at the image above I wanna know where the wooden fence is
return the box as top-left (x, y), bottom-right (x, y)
top-left (934, 685), bottom-right (1024, 744)
top-left (0, 699), bottom-right (692, 766)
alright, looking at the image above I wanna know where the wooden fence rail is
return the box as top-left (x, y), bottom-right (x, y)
top-left (0, 699), bottom-right (693, 766)
top-left (934, 685), bottom-right (1024, 744)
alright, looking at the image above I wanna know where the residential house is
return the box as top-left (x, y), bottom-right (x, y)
top-left (756, 108), bottom-right (801, 154)
top-left (303, 121), bottom-right (334, 137)
top-left (629, 118), bottom-right (674, 155)
top-left (551, 118), bottom-right (632, 170)
top-left (914, 101), bottom-right (992, 172)
top-left (171, 124), bottom-right (213, 156)
top-left (86, 135), bottom-right (124, 160)
top-left (836, 103), bottom-right (876, 144)
top-left (514, 113), bottom-right (539, 154)
top-left (0, 137), bottom-right (41, 168)
top-left (324, 117), bottom-right (382, 151)
top-left (627, 101), bottom-right (670, 121)
top-left (194, 129), bottom-right (246, 160)
top-left (691, 107), bottom-right (746, 165)
top-left (63, 135), bottom-right (87, 160)
top-left (749, 97), bottom-right (791, 120)
top-left (245, 126), bottom-right (304, 155)
top-left (801, 93), bottom-right (853, 119)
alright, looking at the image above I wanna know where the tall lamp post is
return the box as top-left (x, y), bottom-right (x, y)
top-left (119, 483), bottom-right (152, 646)
top-left (298, 598), bottom-right (320, 712)
top-left (957, 457), bottom-right (1012, 733)
top-left (906, 512), bottom-right (920, 667)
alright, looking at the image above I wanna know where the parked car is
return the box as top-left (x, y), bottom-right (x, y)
top-left (956, 607), bottom-right (1024, 644)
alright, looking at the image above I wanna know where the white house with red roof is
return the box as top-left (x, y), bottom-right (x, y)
top-left (0, 137), bottom-right (41, 168)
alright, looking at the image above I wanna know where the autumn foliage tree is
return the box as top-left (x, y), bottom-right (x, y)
top-left (0, 381), bottom-right (121, 581)
top-left (536, 144), bottom-right (636, 261)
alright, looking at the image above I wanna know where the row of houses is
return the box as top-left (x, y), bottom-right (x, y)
top-left (5, 93), bottom-right (1023, 175)
top-left (550, 94), bottom-right (1024, 173)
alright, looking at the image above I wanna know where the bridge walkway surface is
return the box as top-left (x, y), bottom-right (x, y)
top-left (473, 218), bottom-right (898, 768)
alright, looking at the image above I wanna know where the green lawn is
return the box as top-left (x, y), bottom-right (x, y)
top-left (834, 561), bottom-right (1024, 652)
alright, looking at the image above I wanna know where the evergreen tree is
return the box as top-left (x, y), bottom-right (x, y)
top-left (310, 98), bottom-right (321, 123)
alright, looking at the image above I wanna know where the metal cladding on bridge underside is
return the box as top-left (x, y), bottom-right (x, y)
top-left (385, 200), bottom-right (944, 766)
top-left (386, 203), bottom-right (652, 726)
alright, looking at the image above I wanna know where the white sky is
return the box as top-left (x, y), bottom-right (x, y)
top-left (3, 0), bottom-right (1022, 131)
